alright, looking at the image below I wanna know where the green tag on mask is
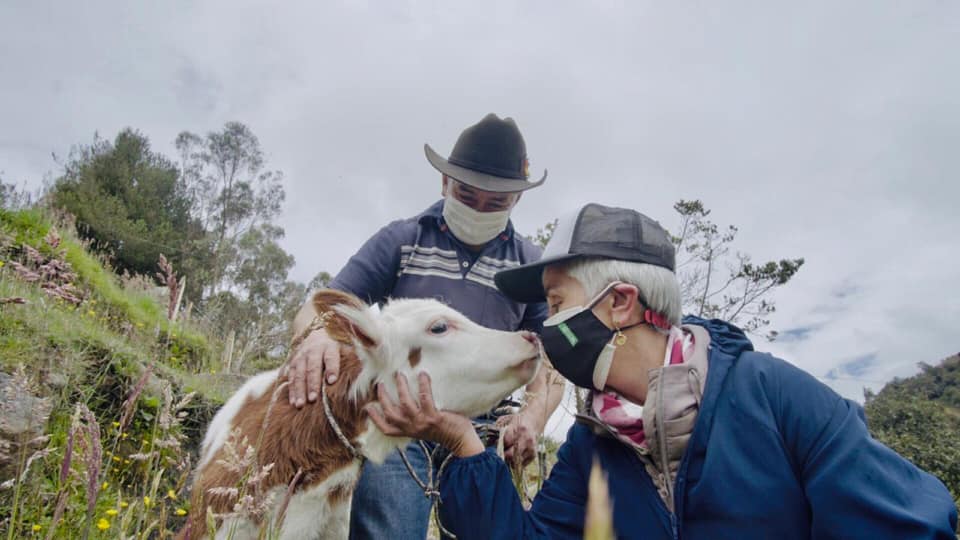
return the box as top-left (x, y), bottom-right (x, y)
top-left (558, 322), bottom-right (579, 347)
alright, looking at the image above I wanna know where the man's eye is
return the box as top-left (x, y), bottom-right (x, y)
top-left (429, 320), bottom-right (449, 335)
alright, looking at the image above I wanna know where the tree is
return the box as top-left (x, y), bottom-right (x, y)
top-left (175, 122), bottom-right (284, 297)
top-left (307, 271), bottom-right (333, 292)
top-left (532, 219), bottom-right (557, 250)
top-left (0, 171), bottom-right (32, 210)
top-left (174, 122), bottom-right (308, 369)
top-left (671, 200), bottom-right (803, 340)
top-left (50, 129), bottom-right (207, 298)
top-left (865, 385), bottom-right (960, 508)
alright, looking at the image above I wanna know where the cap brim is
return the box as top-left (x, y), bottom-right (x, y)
top-left (493, 253), bottom-right (583, 304)
top-left (425, 144), bottom-right (546, 193)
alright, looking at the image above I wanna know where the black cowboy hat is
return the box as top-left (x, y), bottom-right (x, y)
top-left (425, 113), bottom-right (547, 193)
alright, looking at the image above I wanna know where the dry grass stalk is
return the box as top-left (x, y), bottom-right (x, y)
top-left (120, 364), bottom-right (154, 433)
top-left (80, 404), bottom-right (102, 511)
top-left (222, 329), bottom-right (236, 373)
top-left (207, 427), bottom-right (278, 524)
top-left (78, 403), bottom-right (103, 540)
top-left (156, 253), bottom-right (180, 320)
top-left (584, 457), bottom-right (615, 540)
top-left (171, 276), bottom-right (186, 322)
top-left (44, 404), bottom-right (83, 540)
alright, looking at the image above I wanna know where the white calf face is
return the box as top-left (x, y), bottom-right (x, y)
top-left (333, 298), bottom-right (541, 418)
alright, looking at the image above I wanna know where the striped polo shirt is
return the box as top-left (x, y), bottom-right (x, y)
top-left (329, 200), bottom-right (547, 333)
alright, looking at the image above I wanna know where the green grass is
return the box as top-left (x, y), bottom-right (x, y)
top-left (0, 208), bottom-right (236, 538)
top-left (1, 207), bottom-right (215, 371)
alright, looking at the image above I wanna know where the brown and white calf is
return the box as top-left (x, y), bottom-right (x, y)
top-left (177, 289), bottom-right (541, 540)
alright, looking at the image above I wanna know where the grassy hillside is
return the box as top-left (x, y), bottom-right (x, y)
top-left (0, 208), bottom-right (244, 538)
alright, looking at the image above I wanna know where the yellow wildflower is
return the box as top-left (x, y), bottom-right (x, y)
top-left (101, 481), bottom-right (109, 490)
top-left (175, 508), bottom-right (187, 516)
top-left (96, 518), bottom-right (110, 530)
top-left (31, 524), bottom-right (41, 532)
top-left (112, 456), bottom-right (121, 462)
top-left (167, 489), bottom-right (177, 500)
top-left (0, 261), bottom-right (5, 269)
top-left (87, 310), bottom-right (95, 316)
top-left (143, 496), bottom-right (151, 507)
top-left (120, 501), bottom-right (128, 508)
top-left (106, 508), bottom-right (118, 516)
top-left (123, 459), bottom-right (131, 464)
top-left (112, 421), bottom-right (120, 428)
top-left (121, 432), bottom-right (129, 439)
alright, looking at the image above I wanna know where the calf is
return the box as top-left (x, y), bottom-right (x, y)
top-left (178, 289), bottom-right (541, 539)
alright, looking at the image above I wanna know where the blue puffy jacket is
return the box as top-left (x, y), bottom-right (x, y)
top-left (438, 317), bottom-right (959, 539)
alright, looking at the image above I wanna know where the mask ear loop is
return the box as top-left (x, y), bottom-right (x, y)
top-left (586, 281), bottom-right (624, 310)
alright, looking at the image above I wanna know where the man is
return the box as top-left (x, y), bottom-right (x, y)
top-left (285, 113), bottom-right (563, 539)
top-left (368, 202), bottom-right (959, 539)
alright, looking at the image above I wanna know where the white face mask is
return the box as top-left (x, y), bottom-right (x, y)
top-left (442, 192), bottom-right (511, 246)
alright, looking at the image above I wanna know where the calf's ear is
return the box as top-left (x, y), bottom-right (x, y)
top-left (312, 289), bottom-right (380, 349)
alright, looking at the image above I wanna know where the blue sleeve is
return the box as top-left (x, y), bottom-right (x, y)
top-left (328, 220), bottom-right (412, 305)
top-left (771, 359), bottom-right (959, 538)
top-left (439, 428), bottom-right (592, 540)
top-left (520, 300), bottom-right (547, 333)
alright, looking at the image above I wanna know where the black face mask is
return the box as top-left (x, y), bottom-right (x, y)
top-left (540, 283), bottom-right (640, 390)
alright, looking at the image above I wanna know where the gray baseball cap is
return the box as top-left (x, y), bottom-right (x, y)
top-left (495, 203), bottom-right (676, 303)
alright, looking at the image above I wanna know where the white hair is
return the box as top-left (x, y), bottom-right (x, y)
top-left (562, 258), bottom-right (682, 326)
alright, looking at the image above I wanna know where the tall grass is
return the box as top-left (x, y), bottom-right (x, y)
top-left (0, 207), bottom-right (228, 537)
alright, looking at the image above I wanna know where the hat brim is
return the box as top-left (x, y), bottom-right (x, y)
top-left (493, 252), bottom-right (583, 304)
top-left (425, 144), bottom-right (547, 193)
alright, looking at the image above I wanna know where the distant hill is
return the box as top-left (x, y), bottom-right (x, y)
top-left (873, 353), bottom-right (960, 410)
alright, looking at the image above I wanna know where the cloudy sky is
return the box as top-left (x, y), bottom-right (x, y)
top-left (2, 1), bottom-right (957, 436)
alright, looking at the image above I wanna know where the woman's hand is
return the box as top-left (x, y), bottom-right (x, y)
top-left (366, 371), bottom-right (484, 458)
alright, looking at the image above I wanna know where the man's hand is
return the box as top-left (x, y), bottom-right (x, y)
top-left (497, 409), bottom-right (543, 467)
top-left (285, 327), bottom-right (342, 407)
top-left (366, 372), bottom-right (484, 458)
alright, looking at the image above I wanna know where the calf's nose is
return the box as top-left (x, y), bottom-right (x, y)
top-left (520, 331), bottom-right (539, 345)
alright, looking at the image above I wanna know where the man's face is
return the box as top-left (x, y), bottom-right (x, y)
top-left (442, 176), bottom-right (521, 213)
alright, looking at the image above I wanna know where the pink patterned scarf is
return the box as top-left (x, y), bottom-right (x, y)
top-left (592, 327), bottom-right (693, 448)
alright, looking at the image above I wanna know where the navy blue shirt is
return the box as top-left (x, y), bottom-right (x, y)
top-left (329, 200), bottom-right (547, 333)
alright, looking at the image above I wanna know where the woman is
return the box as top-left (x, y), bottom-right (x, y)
top-left (366, 203), bottom-right (958, 539)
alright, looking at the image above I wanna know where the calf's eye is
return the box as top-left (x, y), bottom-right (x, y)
top-left (429, 320), bottom-right (449, 335)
